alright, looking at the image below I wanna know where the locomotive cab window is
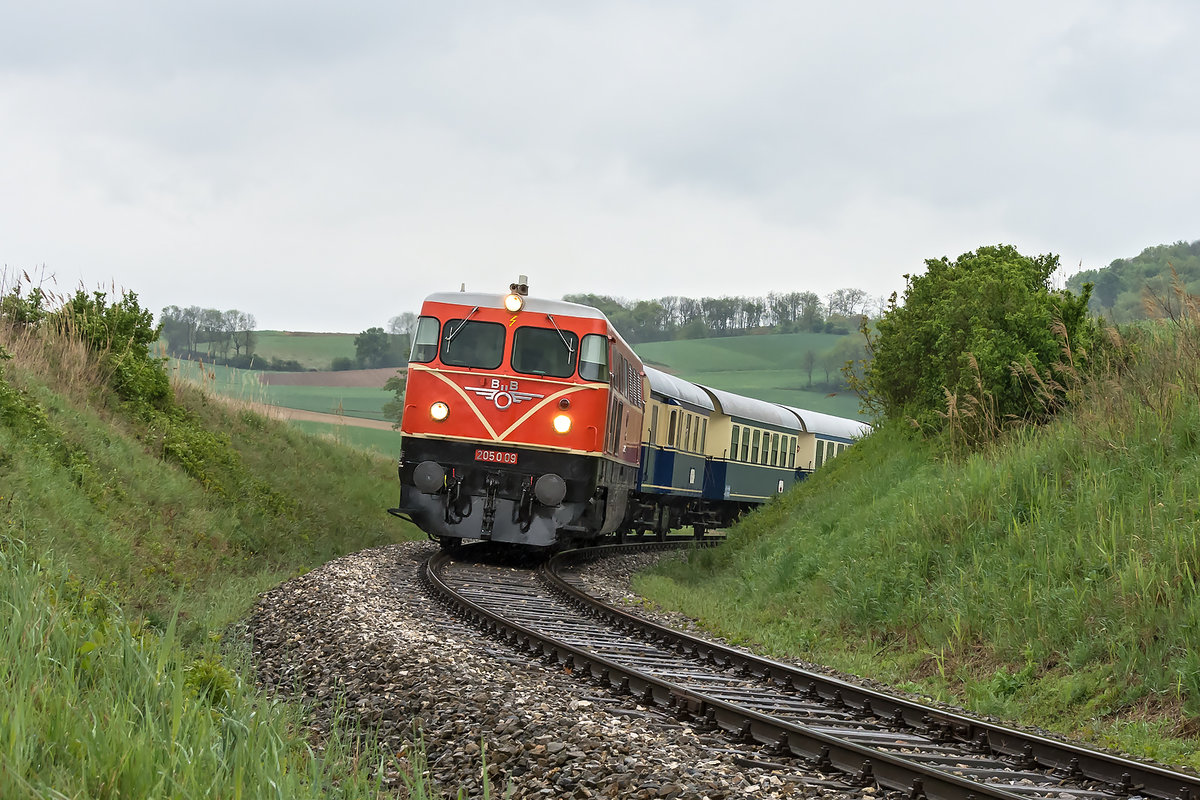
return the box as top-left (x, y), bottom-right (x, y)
top-left (410, 316), bottom-right (440, 363)
top-left (441, 319), bottom-right (505, 369)
top-left (579, 334), bottom-right (609, 382)
top-left (512, 326), bottom-right (578, 377)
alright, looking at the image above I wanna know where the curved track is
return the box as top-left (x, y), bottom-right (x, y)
top-left (421, 541), bottom-right (1200, 800)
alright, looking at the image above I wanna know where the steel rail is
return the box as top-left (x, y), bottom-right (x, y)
top-left (423, 542), bottom-right (1040, 800)
top-left (544, 543), bottom-right (1200, 800)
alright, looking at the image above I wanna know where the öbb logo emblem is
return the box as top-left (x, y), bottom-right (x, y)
top-left (466, 379), bottom-right (545, 410)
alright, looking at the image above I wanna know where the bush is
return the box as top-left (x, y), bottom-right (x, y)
top-left (859, 244), bottom-right (1098, 441)
top-left (58, 289), bottom-right (170, 408)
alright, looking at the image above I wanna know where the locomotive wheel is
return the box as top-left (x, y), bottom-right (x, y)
top-left (436, 536), bottom-right (463, 553)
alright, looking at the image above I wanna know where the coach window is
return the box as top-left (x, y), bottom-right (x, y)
top-left (579, 334), bottom-right (610, 381)
top-left (648, 406), bottom-right (659, 444)
top-left (815, 440), bottom-right (825, 469)
top-left (751, 430), bottom-right (761, 463)
top-left (771, 433), bottom-right (780, 466)
top-left (409, 316), bottom-right (440, 363)
top-left (441, 319), bottom-right (504, 369)
top-left (513, 326), bottom-right (579, 377)
top-left (667, 410), bottom-right (678, 449)
top-left (683, 414), bottom-right (693, 452)
top-left (740, 426), bottom-right (750, 461)
top-left (788, 437), bottom-right (796, 468)
top-left (730, 426), bottom-right (740, 460)
top-left (700, 419), bottom-right (707, 453)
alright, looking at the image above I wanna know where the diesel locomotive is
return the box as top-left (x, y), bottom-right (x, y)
top-left (388, 279), bottom-right (868, 549)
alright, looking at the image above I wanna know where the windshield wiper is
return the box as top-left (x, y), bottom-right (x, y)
top-left (545, 314), bottom-right (576, 358)
top-left (443, 306), bottom-right (480, 349)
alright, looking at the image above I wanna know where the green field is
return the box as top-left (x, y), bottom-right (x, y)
top-left (635, 332), bottom-right (866, 419)
top-left (251, 331), bottom-right (358, 369)
top-left (169, 359), bottom-right (393, 422)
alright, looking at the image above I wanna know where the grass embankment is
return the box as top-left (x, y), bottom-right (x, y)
top-left (0, 316), bottom-right (427, 797)
top-left (637, 325), bottom-right (1200, 769)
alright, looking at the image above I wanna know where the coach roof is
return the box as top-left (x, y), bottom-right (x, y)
top-left (701, 385), bottom-right (801, 431)
top-left (780, 405), bottom-right (872, 441)
top-left (644, 366), bottom-right (715, 411)
top-left (423, 292), bottom-right (609, 321)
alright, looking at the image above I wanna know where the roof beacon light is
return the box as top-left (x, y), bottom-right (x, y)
top-left (505, 274), bottom-right (529, 313)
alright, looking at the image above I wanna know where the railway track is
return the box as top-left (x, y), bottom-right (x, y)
top-left (421, 541), bottom-right (1200, 800)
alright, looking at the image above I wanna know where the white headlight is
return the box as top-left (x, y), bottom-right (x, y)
top-left (552, 414), bottom-right (572, 434)
top-left (504, 293), bottom-right (524, 312)
top-left (430, 402), bottom-right (449, 421)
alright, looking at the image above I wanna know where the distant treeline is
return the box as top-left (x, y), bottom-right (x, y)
top-left (161, 305), bottom-right (258, 361)
top-left (1067, 240), bottom-right (1200, 322)
top-left (160, 305), bottom-right (304, 371)
top-left (562, 288), bottom-right (880, 344)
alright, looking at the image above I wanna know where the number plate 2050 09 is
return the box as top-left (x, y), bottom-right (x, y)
top-left (474, 449), bottom-right (518, 464)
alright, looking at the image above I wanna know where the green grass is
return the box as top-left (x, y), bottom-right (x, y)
top-left (0, 539), bottom-right (403, 799)
top-left (635, 332), bottom-right (865, 418)
top-left (291, 420), bottom-right (404, 457)
top-left (634, 327), bottom-right (1200, 768)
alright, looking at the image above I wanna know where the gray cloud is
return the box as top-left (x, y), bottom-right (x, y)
top-left (1, 1), bottom-right (1197, 331)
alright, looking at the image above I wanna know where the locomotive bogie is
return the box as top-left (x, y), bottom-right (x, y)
top-left (397, 436), bottom-right (612, 547)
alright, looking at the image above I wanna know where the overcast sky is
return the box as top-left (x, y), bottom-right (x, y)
top-left (2, 2), bottom-right (1197, 332)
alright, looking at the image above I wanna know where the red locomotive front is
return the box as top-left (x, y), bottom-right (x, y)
top-left (390, 281), bottom-right (645, 548)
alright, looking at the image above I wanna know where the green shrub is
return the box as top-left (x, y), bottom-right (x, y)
top-left (57, 289), bottom-right (170, 408)
top-left (859, 244), bottom-right (1099, 441)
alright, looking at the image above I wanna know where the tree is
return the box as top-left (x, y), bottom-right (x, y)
top-left (382, 370), bottom-right (406, 429)
top-left (388, 312), bottom-right (418, 339)
top-left (225, 310), bottom-right (256, 357)
top-left (802, 350), bottom-right (815, 386)
top-left (826, 288), bottom-right (869, 317)
top-left (355, 327), bottom-right (391, 368)
top-left (859, 244), bottom-right (1097, 437)
top-left (797, 292), bottom-right (823, 331)
top-left (197, 308), bottom-right (228, 357)
top-left (160, 305), bottom-right (202, 355)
